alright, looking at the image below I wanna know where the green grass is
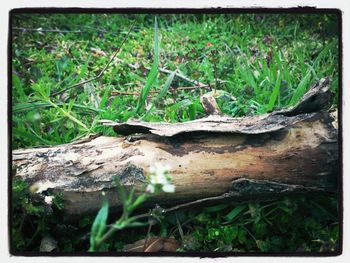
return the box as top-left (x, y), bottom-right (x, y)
top-left (11, 13), bottom-right (339, 253)
top-left (11, 13), bottom-right (339, 148)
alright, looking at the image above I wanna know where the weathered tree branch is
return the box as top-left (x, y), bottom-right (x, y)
top-left (12, 78), bottom-right (338, 216)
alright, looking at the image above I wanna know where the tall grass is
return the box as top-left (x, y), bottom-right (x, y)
top-left (135, 17), bottom-right (159, 114)
top-left (12, 13), bottom-right (338, 147)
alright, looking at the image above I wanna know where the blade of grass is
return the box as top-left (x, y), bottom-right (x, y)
top-left (224, 205), bottom-right (246, 222)
top-left (135, 16), bottom-right (159, 114)
top-left (99, 86), bottom-right (111, 109)
top-left (12, 75), bottom-right (28, 102)
top-left (240, 63), bottom-right (258, 95)
top-left (13, 102), bottom-right (104, 114)
top-left (14, 127), bottom-right (53, 145)
top-left (267, 70), bottom-right (282, 111)
top-left (312, 40), bottom-right (336, 68)
top-left (142, 69), bottom-right (176, 118)
top-left (155, 70), bottom-right (176, 101)
top-left (289, 71), bottom-right (311, 106)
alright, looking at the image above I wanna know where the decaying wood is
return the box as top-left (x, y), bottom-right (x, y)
top-left (200, 92), bottom-right (222, 115)
top-left (12, 78), bottom-right (338, 216)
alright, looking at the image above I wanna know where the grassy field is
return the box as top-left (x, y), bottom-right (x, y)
top-left (11, 12), bottom-right (339, 253)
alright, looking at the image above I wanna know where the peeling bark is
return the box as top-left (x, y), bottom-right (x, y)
top-left (102, 77), bottom-right (333, 136)
top-left (12, 78), bottom-right (338, 216)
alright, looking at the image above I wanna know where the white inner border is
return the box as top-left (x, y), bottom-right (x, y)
top-left (1, 1), bottom-right (349, 262)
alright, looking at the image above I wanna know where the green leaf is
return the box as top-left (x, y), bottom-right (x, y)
top-left (99, 86), bottom-right (111, 109)
top-left (90, 200), bottom-right (109, 251)
top-left (18, 123), bottom-right (54, 145)
top-left (203, 204), bottom-right (229, 213)
top-left (126, 187), bottom-right (135, 206)
top-left (222, 225), bottom-right (239, 243)
top-left (128, 193), bottom-right (147, 214)
top-left (188, 104), bottom-right (197, 120)
top-left (126, 221), bottom-right (150, 228)
top-left (238, 228), bottom-right (248, 244)
top-left (256, 240), bottom-right (270, 252)
top-left (223, 205), bottom-right (246, 222)
top-left (46, 99), bottom-right (90, 131)
top-left (169, 99), bottom-right (193, 111)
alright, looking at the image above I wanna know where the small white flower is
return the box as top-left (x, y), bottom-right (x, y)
top-left (150, 176), bottom-right (155, 184)
top-left (44, 196), bottom-right (54, 205)
top-left (30, 181), bottom-right (56, 194)
top-left (146, 163), bottom-right (175, 194)
top-left (156, 173), bottom-right (168, 184)
top-left (146, 184), bottom-right (155, 193)
top-left (150, 163), bottom-right (170, 176)
top-left (162, 184), bottom-right (175, 193)
top-left (149, 166), bottom-right (156, 174)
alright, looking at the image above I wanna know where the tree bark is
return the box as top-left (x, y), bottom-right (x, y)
top-left (12, 78), bottom-right (339, 216)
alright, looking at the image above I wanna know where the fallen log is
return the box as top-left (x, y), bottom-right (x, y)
top-left (12, 78), bottom-right (339, 216)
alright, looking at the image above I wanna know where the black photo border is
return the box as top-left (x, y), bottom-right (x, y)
top-left (8, 7), bottom-right (343, 257)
